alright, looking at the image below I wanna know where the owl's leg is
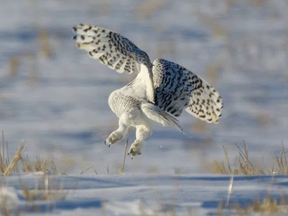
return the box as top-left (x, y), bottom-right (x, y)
top-left (128, 124), bottom-right (152, 158)
top-left (104, 115), bottom-right (130, 147)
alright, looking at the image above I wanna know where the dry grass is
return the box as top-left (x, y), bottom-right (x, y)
top-left (207, 142), bottom-right (288, 175)
top-left (217, 168), bottom-right (288, 215)
top-left (217, 193), bottom-right (288, 215)
top-left (205, 61), bottom-right (223, 85)
top-left (8, 52), bottom-right (39, 87)
top-left (0, 134), bottom-right (73, 215)
top-left (4, 145), bottom-right (27, 176)
top-left (135, 0), bottom-right (166, 19)
top-left (0, 175), bottom-right (70, 215)
top-left (214, 143), bottom-right (265, 175)
top-left (147, 165), bottom-right (159, 174)
top-left (0, 132), bottom-right (27, 176)
top-left (89, 1), bottom-right (111, 17)
top-left (8, 56), bottom-right (20, 76)
top-left (80, 166), bottom-right (93, 175)
top-left (0, 185), bottom-right (20, 216)
top-left (192, 119), bottom-right (208, 133)
top-left (0, 133), bottom-right (66, 176)
top-left (26, 53), bottom-right (38, 87)
top-left (256, 113), bottom-right (271, 128)
top-left (105, 162), bottom-right (110, 174)
top-left (236, 193), bottom-right (288, 213)
top-left (20, 151), bottom-right (63, 175)
top-left (8, 27), bottom-right (53, 86)
top-left (198, 14), bottom-right (227, 38)
top-left (118, 137), bottom-right (129, 174)
top-left (0, 133), bottom-right (64, 215)
top-left (38, 29), bottom-right (53, 58)
top-left (21, 175), bottom-right (68, 202)
top-left (275, 143), bottom-right (288, 174)
top-left (0, 174), bottom-right (70, 216)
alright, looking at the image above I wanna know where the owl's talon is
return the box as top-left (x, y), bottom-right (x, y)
top-left (128, 141), bottom-right (145, 158)
top-left (105, 131), bottom-right (125, 146)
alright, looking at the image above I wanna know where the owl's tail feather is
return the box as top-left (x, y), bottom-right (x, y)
top-left (141, 103), bottom-right (183, 133)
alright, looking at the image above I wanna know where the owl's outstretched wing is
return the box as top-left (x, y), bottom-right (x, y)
top-left (152, 59), bottom-right (223, 123)
top-left (72, 24), bottom-right (155, 103)
top-left (72, 24), bottom-right (151, 74)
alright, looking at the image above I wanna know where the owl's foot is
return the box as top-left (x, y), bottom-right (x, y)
top-left (104, 131), bottom-right (124, 147)
top-left (128, 140), bottom-right (145, 159)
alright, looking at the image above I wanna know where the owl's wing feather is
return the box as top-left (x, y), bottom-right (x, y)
top-left (141, 103), bottom-right (183, 133)
top-left (72, 24), bottom-right (150, 74)
top-left (152, 59), bottom-right (223, 123)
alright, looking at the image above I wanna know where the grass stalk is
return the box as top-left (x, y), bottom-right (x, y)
top-left (4, 144), bottom-right (26, 176)
top-left (119, 137), bottom-right (129, 174)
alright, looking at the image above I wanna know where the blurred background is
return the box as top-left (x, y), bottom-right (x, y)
top-left (0, 0), bottom-right (287, 174)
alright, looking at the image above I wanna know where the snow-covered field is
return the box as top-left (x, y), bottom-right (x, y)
top-left (0, 0), bottom-right (288, 215)
top-left (2, 174), bottom-right (288, 215)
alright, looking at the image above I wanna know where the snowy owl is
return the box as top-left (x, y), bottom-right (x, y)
top-left (72, 24), bottom-right (223, 158)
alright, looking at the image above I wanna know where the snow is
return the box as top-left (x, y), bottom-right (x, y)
top-left (2, 174), bottom-right (288, 215)
top-left (0, 0), bottom-right (288, 215)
